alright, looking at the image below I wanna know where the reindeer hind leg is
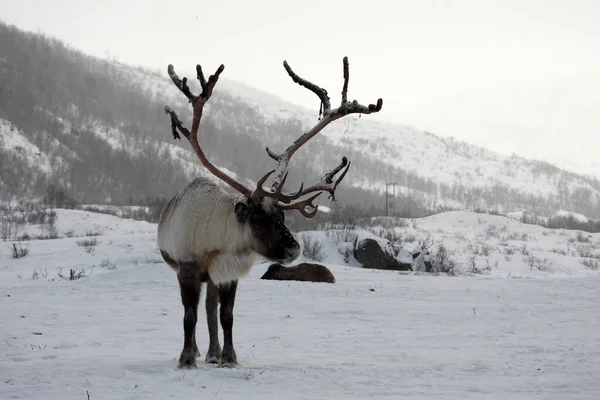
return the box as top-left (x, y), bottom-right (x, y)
top-left (177, 266), bottom-right (202, 369)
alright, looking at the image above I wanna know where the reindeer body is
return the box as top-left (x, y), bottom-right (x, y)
top-left (157, 178), bottom-right (257, 285)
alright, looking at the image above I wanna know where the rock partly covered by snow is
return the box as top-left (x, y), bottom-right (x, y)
top-left (353, 230), bottom-right (412, 271)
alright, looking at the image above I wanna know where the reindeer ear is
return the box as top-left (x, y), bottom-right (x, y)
top-left (234, 201), bottom-right (250, 223)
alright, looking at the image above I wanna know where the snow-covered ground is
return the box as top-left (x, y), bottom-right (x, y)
top-left (1, 209), bottom-right (599, 399)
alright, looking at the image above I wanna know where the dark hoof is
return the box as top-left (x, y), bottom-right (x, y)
top-left (205, 353), bottom-right (221, 364)
top-left (219, 361), bottom-right (237, 368)
top-left (178, 351), bottom-right (197, 369)
top-left (218, 347), bottom-right (237, 368)
top-left (205, 344), bottom-right (221, 364)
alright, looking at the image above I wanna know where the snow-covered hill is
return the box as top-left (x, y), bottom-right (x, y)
top-left (1, 209), bottom-right (599, 399)
top-left (69, 62), bottom-right (600, 205)
top-left (2, 21), bottom-right (600, 218)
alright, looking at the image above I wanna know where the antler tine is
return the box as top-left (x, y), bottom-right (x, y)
top-left (165, 63), bottom-right (253, 198)
top-left (283, 60), bottom-right (331, 117)
top-left (164, 106), bottom-right (191, 141)
top-left (284, 157), bottom-right (351, 204)
top-left (324, 156), bottom-right (349, 185)
top-left (168, 64), bottom-right (198, 103)
top-left (251, 170), bottom-right (305, 204)
top-left (341, 56), bottom-right (349, 104)
top-left (276, 192), bottom-right (323, 218)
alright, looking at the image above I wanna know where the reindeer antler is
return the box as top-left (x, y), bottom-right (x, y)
top-left (251, 57), bottom-right (383, 217)
top-left (165, 58), bottom-right (382, 219)
top-left (165, 63), bottom-right (253, 198)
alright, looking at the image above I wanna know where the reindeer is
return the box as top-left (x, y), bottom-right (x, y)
top-left (158, 57), bottom-right (382, 369)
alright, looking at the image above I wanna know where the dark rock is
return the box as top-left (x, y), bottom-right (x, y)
top-left (261, 263), bottom-right (336, 283)
top-left (354, 237), bottom-right (412, 271)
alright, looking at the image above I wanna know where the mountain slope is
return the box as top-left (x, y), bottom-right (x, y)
top-left (1, 21), bottom-right (600, 221)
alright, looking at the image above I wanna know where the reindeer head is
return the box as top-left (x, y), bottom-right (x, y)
top-left (164, 57), bottom-right (382, 263)
top-left (234, 196), bottom-right (299, 263)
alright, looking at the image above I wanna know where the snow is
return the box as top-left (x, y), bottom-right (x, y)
top-left (1, 208), bottom-right (599, 399)
top-left (0, 119), bottom-right (52, 174)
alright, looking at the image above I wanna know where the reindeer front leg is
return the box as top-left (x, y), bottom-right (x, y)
top-left (218, 280), bottom-right (238, 367)
top-left (205, 279), bottom-right (222, 363)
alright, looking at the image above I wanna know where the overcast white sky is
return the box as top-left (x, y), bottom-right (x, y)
top-left (2, 0), bottom-right (600, 175)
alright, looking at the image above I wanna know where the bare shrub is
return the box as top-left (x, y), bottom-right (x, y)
top-left (480, 243), bottom-right (492, 256)
top-left (550, 248), bottom-right (567, 256)
top-left (1, 216), bottom-right (24, 241)
top-left (432, 243), bottom-right (457, 274)
top-left (17, 233), bottom-right (31, 241)
top-left (484, 258), bottom-right (493, 273)
top-left (467, 254), bottom-right (491, 274)
top-left (85, 229), bottom-right (103, 237)
top-left (453, 232), bottom-right (466, 241)
top-left (58, 267), bottom-right (93, 281)
top-left (523, 254), bottom-right (549, 271)
top-left (504, 246), bottom-right (516, 255)
top-left (418, 234), bottom-right (434, 251)
top-left (383, 229), bottom-right (402, 244)
top-left (10, 242), bottom-right (29, 258)
top-left (504, 232), bottom-right (520, 241)
top-left (324, 228), bottom-right (355, 245)
top-left (403, 232), bottom-right (416, 242)
top-left (99, 258), bottom-right (117, 270)
top-left (520, 244), bottom-right (530, 256)
top-left (485, 224), bottom-right (499, 239)
top-left (19, 268), bottom-right (48, 280)
top-left (47, 209), bottom-right (59, 238)
top-left (468, 243), bottom-right (480, 255)
top-left (339, 245), bottom-right (352, 264)
top-left (575, 245), bottom-right (600, 259)
top-left (499, 236), bottom-right (509, 247)
top-left (581, 258), bottom-right (600, 271)
top-left (76, 238), bottom-right (98, 254)
top-left (467, 254), bottom-right (477, 273)
top-left (368, 227), bottom-right (402, 245)
top-left (368, 216), bottom-right (409, 229)
top-left (576, 231), bottom-right (591, 243)
top-left (301, 234), bottom-right (325, 262)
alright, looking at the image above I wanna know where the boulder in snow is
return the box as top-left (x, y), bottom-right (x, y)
top-left (353, 232), bottom-right (412, 271)
top-left (261, 262), bottom-right (336, 284)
